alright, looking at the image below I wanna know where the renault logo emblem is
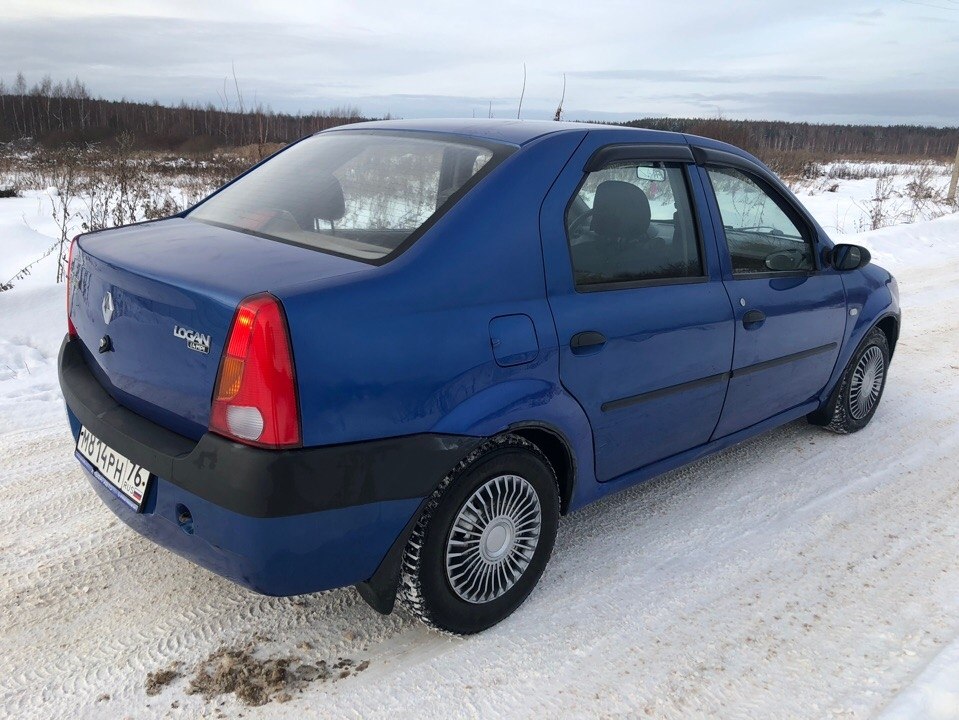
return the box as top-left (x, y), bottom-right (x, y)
top-left (102, 291), bottom-right (114, 325)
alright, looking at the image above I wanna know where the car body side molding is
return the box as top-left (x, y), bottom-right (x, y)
top-left (731, 342), bottom-right (839, 379)
top-left (601, 372), bottom-right (730, 413)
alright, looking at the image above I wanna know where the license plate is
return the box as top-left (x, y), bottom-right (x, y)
top-left (76, 425), bottom-right (153, 511)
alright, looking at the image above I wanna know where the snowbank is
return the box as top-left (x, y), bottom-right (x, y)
top-left (1, 168), bottom-right (958, 718)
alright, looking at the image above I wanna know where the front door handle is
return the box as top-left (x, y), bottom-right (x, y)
top-left (570, 331), bottom-right (607, 353)
top-left (742, 309), bottom-right (766, 327)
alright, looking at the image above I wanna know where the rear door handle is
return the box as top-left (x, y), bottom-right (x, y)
top-left (570, 331), bottom-right (607, 353)
top-left (742, 309), bottom-right (766, 327)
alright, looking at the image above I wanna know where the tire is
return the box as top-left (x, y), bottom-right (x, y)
top-left (397, 434), bottom-right (560, 634)
top-left (808, 327), bottom-right (890, 434)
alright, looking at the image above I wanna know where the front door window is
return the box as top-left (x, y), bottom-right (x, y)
top-left (706, 167), bottom-right (814, 275)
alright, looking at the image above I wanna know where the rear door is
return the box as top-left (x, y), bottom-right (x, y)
top-left (693, 149), bottom-right (847, 438)
top-left (540, 134), bottom-right (735, 482)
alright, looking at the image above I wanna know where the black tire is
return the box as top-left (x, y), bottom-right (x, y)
top-left (808, 327), bottom-right (890, 434)
top-left (397, 434), bottom-right (560, 634)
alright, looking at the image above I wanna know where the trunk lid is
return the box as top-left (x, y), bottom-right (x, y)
top-left (71, 217), bottom-right (368, 439)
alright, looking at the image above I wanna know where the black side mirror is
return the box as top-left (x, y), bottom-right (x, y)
top-left (831, 244), bottom-right (871, 271)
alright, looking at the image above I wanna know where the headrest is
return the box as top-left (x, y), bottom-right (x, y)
top-left (590, 180), bottom-right (651, 239)
top-left (314, 174), bottom-right (346, 222)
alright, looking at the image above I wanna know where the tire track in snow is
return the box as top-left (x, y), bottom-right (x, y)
top-left (0, 428), bottom-right (413, 717)
top-left (0, 258), bottom-right (957, 719)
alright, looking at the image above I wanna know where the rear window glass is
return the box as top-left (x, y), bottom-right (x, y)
top-left (188, 132), bottom-right (502, 262)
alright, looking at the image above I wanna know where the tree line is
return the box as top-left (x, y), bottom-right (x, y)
top-left (0, 73), bottom-right (367, 151)
top-left (2, 73), bottom-right (956, 160)
top-left (623, 117), bottom-right (959, 160)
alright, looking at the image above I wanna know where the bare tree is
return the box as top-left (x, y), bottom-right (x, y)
top-left (34, 146), bottom-right (83, 282)
top-left (517, 63), bottom-right (526, 120)
top-left (13, 71), bottom-right (26, 136)
top-left (553, 74), bottom-right (566, 121)
top-left (865, 175), bottom-right (897, 231)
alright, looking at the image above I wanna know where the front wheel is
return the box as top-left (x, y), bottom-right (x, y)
top-left (398, 435), bottom-right (560, 634)
top-left (808, 327), bottom-right (890, 433)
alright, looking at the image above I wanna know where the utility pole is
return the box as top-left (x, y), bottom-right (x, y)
top-left (949, 143), bottom-right (959, 204)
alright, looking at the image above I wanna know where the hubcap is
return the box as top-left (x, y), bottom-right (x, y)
top-left (849, 345), bottom-right (885, 420)
top-left (445, 474), bottom-right (542, 604)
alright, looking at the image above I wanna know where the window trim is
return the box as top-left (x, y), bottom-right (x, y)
top-left (702, 163), bottom-right (821, 279)
top-left (185, 129), bottom-right (516, 267)
top-left (577, 274), bottom-right (710, 294)
top-left (723, 269), bottom-right (816, 282)
top-left (564, 159), bottom-right (709, 293)
top-left (584, 143), bottom-right (695, 172)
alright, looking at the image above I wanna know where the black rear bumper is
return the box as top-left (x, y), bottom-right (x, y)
top-left (58, 335), bottom-right (480, 518)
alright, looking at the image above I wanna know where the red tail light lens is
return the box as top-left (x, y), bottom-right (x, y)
top-left (66, 236), bottom-right (78, 337)
top-left (210, 293), bottom-right (301, 449)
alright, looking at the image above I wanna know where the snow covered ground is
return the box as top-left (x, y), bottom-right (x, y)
top-left (793, 161), bottom-right (955, 236)
top-left (1, 169), bottom-right (958, 719)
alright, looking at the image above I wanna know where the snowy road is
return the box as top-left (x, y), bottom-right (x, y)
top-left (1, 202), bottom-right (958, 717)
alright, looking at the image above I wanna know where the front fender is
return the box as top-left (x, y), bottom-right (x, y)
top-left (820, 263), bottom-right (900, 404)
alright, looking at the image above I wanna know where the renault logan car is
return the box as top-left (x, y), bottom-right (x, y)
top-left (59, 119), bottom-right (900, 633)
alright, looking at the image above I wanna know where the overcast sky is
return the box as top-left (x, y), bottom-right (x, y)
top-left (2, 0), bottom-right (958, 126)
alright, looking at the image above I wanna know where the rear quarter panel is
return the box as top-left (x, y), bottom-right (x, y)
top-left (277, 131), bottom-right (590, 448)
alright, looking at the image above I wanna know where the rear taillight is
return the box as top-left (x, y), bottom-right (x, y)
top-left (209, 293), bottom-right (301, 449)
top-left (66, 236), bottom-right (78, 337)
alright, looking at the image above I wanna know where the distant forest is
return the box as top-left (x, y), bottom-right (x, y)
top-left (622, 117), bottom-right (959, 161)
top-left (1, 73), bottom-right (956, 162)
top-left (0, 73), bottom-right (367, 151)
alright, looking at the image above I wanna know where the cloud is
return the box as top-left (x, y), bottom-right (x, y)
top-left (565, 69), bottom-right (826, 84)
top-left (0, 1), bottom-right (955, 125)
top-left (659, 88), bottom-right (959, 124)
top-left (0, 15), bottom-right (475, 107)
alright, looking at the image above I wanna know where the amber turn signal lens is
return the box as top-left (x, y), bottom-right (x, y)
top-left (216, 357), bottom-right (244, 401)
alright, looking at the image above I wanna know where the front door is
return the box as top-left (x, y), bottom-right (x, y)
top-left (698, 163), bottom-right (847, 438)
top-left (541, 138), bottom-right (735, 482)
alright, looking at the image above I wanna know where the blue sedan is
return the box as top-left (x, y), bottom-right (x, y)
top-left (59, 119), bottom-right (900, 633)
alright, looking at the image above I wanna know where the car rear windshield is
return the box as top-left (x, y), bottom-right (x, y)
top-left (187, 131), bottom-right (505, 262)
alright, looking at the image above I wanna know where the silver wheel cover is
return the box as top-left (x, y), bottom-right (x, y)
top-left (849, 345), bottom-right (885, 420)
top-left (445, 474), bottom-right (542, 604)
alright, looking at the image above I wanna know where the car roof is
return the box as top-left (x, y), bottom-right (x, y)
top-left (323, 118), bottom-right (681, 147)
top-left (321, 118), bottom-right (765, 173)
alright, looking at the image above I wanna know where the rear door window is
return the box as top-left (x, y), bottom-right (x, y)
top-left (565, 161), bottom-right (704, 289)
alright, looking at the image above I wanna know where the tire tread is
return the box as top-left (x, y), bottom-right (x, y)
top-left (397, 434), bottom-right (555, 632)
top-left (815, 327), bottom-right (890, 434)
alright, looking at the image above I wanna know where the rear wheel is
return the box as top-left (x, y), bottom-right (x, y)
top-left (808, 327), bottom-right (890, 433)
top-left (398, 435), bottom-right (560, 634)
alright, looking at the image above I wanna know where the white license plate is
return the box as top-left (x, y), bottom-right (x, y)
top-left (76, 425), bottom-right (153, 511)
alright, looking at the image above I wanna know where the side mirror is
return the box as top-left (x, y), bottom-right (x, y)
top-left (831, 244), bottom-right (871, 271)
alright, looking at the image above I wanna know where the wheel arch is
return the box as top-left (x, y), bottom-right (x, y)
top-left (875, 314), bottom-right (900, 358)
top-left (356, 421), bottom-right (580, 616)
top-left (507, 422), bottom-right (577, 515)
top-left (429, 376), bottom-right (595, 512)
top-left (810, 313), bottom-right (897, 427)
